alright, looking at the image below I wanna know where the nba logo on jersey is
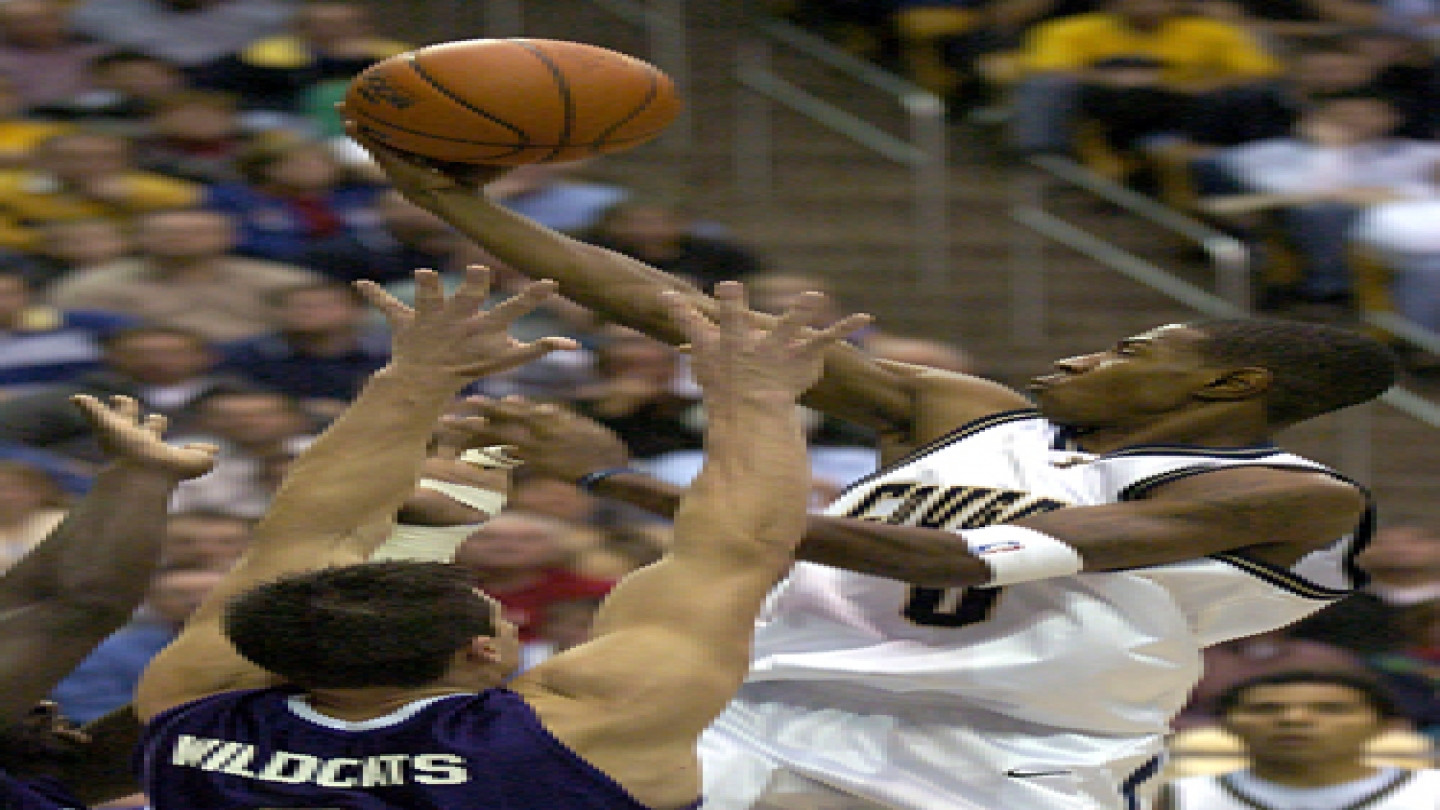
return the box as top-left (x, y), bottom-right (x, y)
top-left (974, 540), bottom-right (1024, 555)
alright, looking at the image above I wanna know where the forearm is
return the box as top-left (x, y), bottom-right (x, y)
top-left (797, 516), bottom-right (990, 586)
top-left (427, 191), bottom-right (700, 343)
top-left (586, 471), bottom-right (991, 585)
top-left (5, 464), bottom-right (179, 609)
top-left (677, 395), bottom-right (810, 554)
top-left (258, 365), bottom-right (463, 538)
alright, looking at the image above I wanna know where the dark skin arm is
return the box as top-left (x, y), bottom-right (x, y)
top-left (0, 396), bottom-right (217, 726)
top-left (463, 399), bottom-right (1366, 586)
top-left (347, 124), bottom-right (1031, 455)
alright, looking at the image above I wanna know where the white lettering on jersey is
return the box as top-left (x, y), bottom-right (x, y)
top-left (256, 751), bottom-right (320, 783)
top-left (171, 735), bottom-right (222, 767)
top-left (167, 735), bottom-right (470, 786)
top-left (412, 754), bottom-right (467, 785)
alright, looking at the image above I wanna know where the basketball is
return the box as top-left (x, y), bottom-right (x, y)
top-left (344, 38), bottom-right (682, 165)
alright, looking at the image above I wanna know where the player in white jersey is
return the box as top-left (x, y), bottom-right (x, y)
top-left (1159, 672), bottom-right (1440, 810)
top-left (354, 130), bottom-right (1400, 810)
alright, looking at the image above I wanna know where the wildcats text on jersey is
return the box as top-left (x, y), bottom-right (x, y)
top-left (169, 734), bottom-right (468, 787)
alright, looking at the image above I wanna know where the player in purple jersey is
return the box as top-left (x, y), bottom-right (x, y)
top-left (0, 396), bottom-right (219, 810)
top-left (133, 274), bottom-right (869, 809)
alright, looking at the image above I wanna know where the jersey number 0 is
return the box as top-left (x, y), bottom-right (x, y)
top-left (903, 586), bottom-right (1003, 627)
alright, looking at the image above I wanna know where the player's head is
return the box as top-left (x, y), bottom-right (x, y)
top-left (1216, 672), bottom-right (1398, 767)
top-left (1030, 319), bottom-right (1395, 431)
top-left (0, 702), bottom-right (87, 776)
top-left (223, 561), bottom-right (518, 690)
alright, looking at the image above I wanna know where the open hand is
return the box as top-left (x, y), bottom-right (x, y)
top-left (661, 281), bottom-right (872, 401)
top-left (441, 395), bottom-right (631, 483)
top-left (357, 265), bottom-right (580, 383)
top-left (71, 395), bottom-right (218, 480)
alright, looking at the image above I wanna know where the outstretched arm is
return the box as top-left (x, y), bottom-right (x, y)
top-left (348, 125), bottom-right (1030, 449)
top-left (467, 400), bottom-right (1366, 586)
top-left (0, 396), bottom-right (216, 728)
top-left (135, 268), bottom-right (577, 721)
top-left (509, 284), bottom-right (870, 806)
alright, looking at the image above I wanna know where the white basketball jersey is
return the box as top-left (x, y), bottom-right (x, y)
top-left (748, 410), bottom-right (1371, 736)
top-left (1163, 769), bottom-right (1440, 810)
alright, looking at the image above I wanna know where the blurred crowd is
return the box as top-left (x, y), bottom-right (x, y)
top-left (0, 0), bottom-right (1433, 795)
top-left (785, 0), bottom-right (1440, 351)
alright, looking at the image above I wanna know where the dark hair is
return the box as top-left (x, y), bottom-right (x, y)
top-left (224, 562), bottom-right (496, 689)
top-left (1186, 319), bottom-right (1396, 426)
top-left (1215, 671), bottom-right (1400, 719)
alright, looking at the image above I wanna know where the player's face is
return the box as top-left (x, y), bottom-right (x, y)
top-left (1223, 684), bottom-right (1385, 765)
top-left (1028, 325), bottom-right (1220, 429)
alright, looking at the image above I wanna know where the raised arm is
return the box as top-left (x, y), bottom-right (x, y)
top-left (134, 267), bottom-right (577, 720)
top-left (347, 125), bottom-right (1030, 447)
top-left (0, 396), bottom-right (216, 725)
top-left (506, 283), bottom-right (868, 805)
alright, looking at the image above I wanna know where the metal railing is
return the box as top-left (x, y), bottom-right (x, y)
top-left (1010, 155), bottom-right (1440, 479)
top-left (733, 18), bottom-right (951, 290)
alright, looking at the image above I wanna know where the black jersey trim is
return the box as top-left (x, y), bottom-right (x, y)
top-left (836, 409), bottom-right (1042, 497)
top-left (1119, 463), bottom-right (1374, 598)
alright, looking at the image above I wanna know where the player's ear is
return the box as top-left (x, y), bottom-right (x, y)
top-left (466, 635), bottom-right (503, 664)
top-left (1195, 366), bottom-right (1272, 402)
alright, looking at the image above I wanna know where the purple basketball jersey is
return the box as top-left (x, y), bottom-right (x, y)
top-left (0, 771), bottom-right (86, 810)
top-left (139, 687), bottom-right (697, 810)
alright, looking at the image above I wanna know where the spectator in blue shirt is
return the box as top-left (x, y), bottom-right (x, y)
top-left (0, 268), bottom-right (138, 399)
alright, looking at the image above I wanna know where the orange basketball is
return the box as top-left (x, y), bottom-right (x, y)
top-left (344, 38), bottom-right (682, 165)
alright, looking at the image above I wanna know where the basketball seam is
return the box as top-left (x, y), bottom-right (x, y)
top-left (347, 103), bottom-right (533, 156)
top-left (591, 63), bottom-right (663, 155)
top-left (405, 50), bottom-right (532, 145)
top-left (513, 40), bottom-right (574, 163)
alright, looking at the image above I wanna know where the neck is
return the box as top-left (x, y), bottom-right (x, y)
top-left (302, 684), bottom-right (469, 722)
top-left (1250, 760), bottom-right (1378, 788)
top-left (469, 568), bottom-right (545, 594)
top-left (1071, 408), bottom-right (1270, 455)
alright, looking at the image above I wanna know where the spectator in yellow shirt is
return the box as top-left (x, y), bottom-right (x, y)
top-left (1011, 0), bottom-right (1281, 156)
top-left (0, 130), bottom-right (200, 250)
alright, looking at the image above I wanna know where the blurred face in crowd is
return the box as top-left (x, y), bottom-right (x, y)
top-left (152, 101), bottom-right (239, 141)
top-left (95, 58), bottom-right (186, 100)
top-left (104, 331), bottom-right (215, 385)
top-left (0, 274), bottom-right (30, 326)
top-left (277, 286), bottom-right (364, 334)
top-left (598, 204), bottom-right (688, 251)
top-left (145, 568), bottom-right (226, 625)
top-left (1319, 97), bottom-right (1400, 142)
top-left (162, 514), bottom-right (252, 569)
top-left (196, 393), bottom-right (309, 449)
top-left (1359, 524), bottom-right (1440, 581)
top-left (1223, 682), bottom-right (1386, 767)
top-left (40, 219), bottom-right (131, 268)
top-left (454, 513), bottom-right (569, 574)
top-left (596, 332), bottom-right (679, 384)
top-left (298, 3), bottom-right (371, 46)
top-left (262, 146), bottom-right (341, 193)
top-left (0, 0), bottom-right (69, 48)
top-left (136, 210), bottom-right (236, 261)
top-left (1109, 0), bottom-right (1179, 29)
top-left (1292, 51), bottom-right (1376, 96)
top-left (36, 134), bottom-right (131, 183)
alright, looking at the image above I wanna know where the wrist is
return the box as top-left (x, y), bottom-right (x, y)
top-left (576, 466), bottom-right (643, 493)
